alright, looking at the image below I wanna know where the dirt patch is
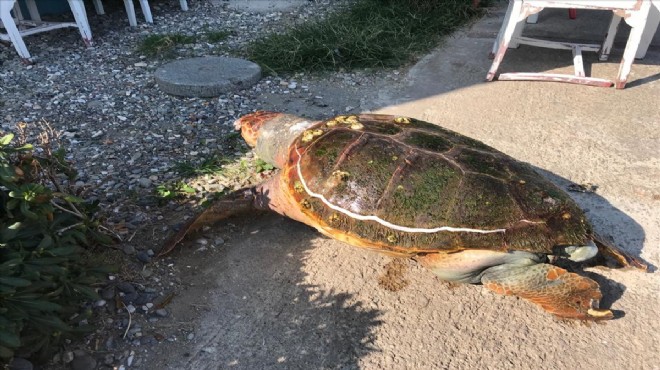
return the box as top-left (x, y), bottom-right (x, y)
top-left (377, 258), bottom-right (410, 292)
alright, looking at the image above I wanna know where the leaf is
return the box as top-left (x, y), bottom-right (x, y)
top-left (0, 344), bottom-right (14, 359)
top-left (37, 234), bottom-right (54, 250)
top-left (30, 315), bottom-right (70, 331)
top-left (71, 285), bottom-right (99, 300)
top-left (0, 277), bottom-right (31, 287)
top-left (46, 246), bottom-right (79, 256)
top-left (0, 329), bottom-right (20, 348)
top-left (13, 299), bottom-right (62, 312)
top-left (0, 134), bottom-right (14, 146)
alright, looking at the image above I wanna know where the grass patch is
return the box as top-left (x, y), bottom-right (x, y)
top-left (206, 30), bottom-right (232, 43)
top-left (173, 155), bottom-right (232, 177)
top-left (247, 0), bottom-right (482, 73)
top-left (138, 33), bottom-right (197, 57)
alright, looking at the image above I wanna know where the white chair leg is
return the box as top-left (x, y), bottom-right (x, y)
top-left (122, 0), bottom-right (138, 27)
top-left (139, 0), bottom-right (153, 23)
top-left (636, 3), bottom-right (659, 59)
top-left (1, 0), bottom-right (33, 63)
top-left (67, 0), bottom-right (93, 46)
top-left (615, 1), bottom-right (651, 89)
top-left (599, 13), bottom-right (621, 61)
top-left (180, 0), bottom-right (189, 11)
top-left (490, 0), bottom-right (515, 58)
top-left (11, 0), bottom-right (24, 21)
top-left (25, 0), bottom-right (41, 21)
top-left (92, 0), bottom-right (105, 15)
top-left (487, 0), bottom-right (523, 80)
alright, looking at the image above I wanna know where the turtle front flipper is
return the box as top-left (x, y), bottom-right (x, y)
top-left (480, 263), bottom-right (613, 321)
top-left (159, 187), bottom-right (262, 256)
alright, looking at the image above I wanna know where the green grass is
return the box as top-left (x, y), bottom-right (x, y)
top-left (138, 33), bottom-right (197, 57)
top-left (247, 0), bottom-right (482, 73)
top-left (206, 30), bottom-right (232, 43)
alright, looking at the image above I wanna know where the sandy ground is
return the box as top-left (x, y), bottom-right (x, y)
top-left (148, 6), bottom-right (660, 370)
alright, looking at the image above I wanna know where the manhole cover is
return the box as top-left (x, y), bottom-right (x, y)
top-left (155, 56), bottom-right (261, 97)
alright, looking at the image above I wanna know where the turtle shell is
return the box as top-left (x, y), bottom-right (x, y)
top-left (283, 114), bottom-right (591, 256)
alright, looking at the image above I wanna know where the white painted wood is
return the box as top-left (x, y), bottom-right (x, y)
top-left (0, 0), bottom-right (93, 63)
top-left (636, 1), bottom-right (659, 58)
top-left (92, 0), bottom-right (105, 15)
top-left (180, 0), bottom-right (189, 11)
top-left (600, 14), bottom-right (621, 61)
top-left (0, 0), bottom-right (32, 62)
top-left (25, 0), bottom-right (41, 21)
top-left (487, 0), bottom-right (523, 81)
top-left (516, 36), bottom-right (601, 51)
top-left (67, 0), bottom-right (93, 45)
top-left (616, 0), bottom-right (652, 88)
top-left (486, 0), bottom-right (653, 88)
top-left (123, 0), bottom-right (138, 27)
top-left (139, 0), bottom-right (153, 23)
top-left (572, 46), bottom-right (585, 77)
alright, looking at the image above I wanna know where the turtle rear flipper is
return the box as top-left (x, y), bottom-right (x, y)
top-left (481, 263), bottom-right (613, 321)
top-left (592, 233), bottom-right (648, 271)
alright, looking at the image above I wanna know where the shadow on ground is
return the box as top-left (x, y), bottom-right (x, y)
top-left (154, 214), bottom-right (383, 370)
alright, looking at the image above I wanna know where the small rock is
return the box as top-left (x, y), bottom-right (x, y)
top-left (134, 62), bottom-right (148, 67)
top-left (121, 292), bottom-right (139, 304)
top-left (136, 251), bottom-right (151, 263)
top-left (122, 244), bottom-right (136, 255)
top-left (95, 299), bottom-right (107, 307)
top-left (146, 249), bottom-right (155, 257)
top-left (155, 308), bottom-right (168, 317)
top-left (63, 352), bottom-right (75, 363)
top-left (71, 355), bottom-right (96, 370)
top-left (202, 347), bottom-right (217, 353)
top-left (126, 305), bottom-right (136, 314)
top-left (9, 357), bottom-right (33, 370)
top-left (100, 287), bottom-right (116, 300)
top-left (138, 178), bottom-right (152, 188)
top-left (187, 333), bottom-right (195, 340)
top-left (117, 282), bottom-right (136, 294)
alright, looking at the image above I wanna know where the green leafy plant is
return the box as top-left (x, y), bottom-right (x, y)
top-left (0, 125), bottom-right (113, 362)
top-left (155, 181), bottom-right (196, 200)
top-left (254, 158), bottom-right (275, 173)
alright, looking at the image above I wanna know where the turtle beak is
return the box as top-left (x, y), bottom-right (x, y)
top-left (235, 111), bottom-right (282, 148)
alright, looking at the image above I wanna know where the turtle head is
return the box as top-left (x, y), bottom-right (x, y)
top-left (234, 111), bottom-right (282, 147)
top-left (234, 111), bottom-right (317, 167)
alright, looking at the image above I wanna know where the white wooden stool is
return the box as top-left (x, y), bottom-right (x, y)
top-left (486, 0), bottom-right (655, 89)
top-left (0, 0), bottom-right (93, 64)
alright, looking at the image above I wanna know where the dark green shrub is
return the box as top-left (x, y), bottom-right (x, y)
top-left (0, 126), bottom-right (113, 362)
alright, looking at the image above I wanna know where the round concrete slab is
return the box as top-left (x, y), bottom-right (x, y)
top-left (155, 57), bottom-right (261, 97)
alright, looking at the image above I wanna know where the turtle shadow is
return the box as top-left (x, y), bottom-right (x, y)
top-left (160, 213), bottom-right (383, 370)
top-left (533, 167), bottom-right (654, 272)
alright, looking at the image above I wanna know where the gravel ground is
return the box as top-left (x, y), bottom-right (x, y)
top-left (1, 1), bottom-right (402, 368)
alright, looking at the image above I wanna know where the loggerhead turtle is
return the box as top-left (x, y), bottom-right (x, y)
top-left (163, 111), bottom-right (647, 320)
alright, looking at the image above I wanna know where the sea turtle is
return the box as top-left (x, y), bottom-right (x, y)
top-left (163, 111), bottom-right (647, 320)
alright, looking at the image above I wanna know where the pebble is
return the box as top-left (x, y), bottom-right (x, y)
top-left (8, 358), bottom-right (33, 370)
top-left (71, 355), bottom-right (97, 370)
top-left (101, 286), bottom-right (116, 300)
top-left (155, 309), bottom-right (169, 317)
top-left (117, 282), bottom-right (136, 294)
top-left (62, 352), bottom-right (74, 363)
top-left (136, 251), bottom-right (152, 263)
top-left (126, 305), bottom-right (137, 314)
top-left (122, 244), bottom-right (136, 255)
top-left (95, 299), bottom-right (107, 307)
